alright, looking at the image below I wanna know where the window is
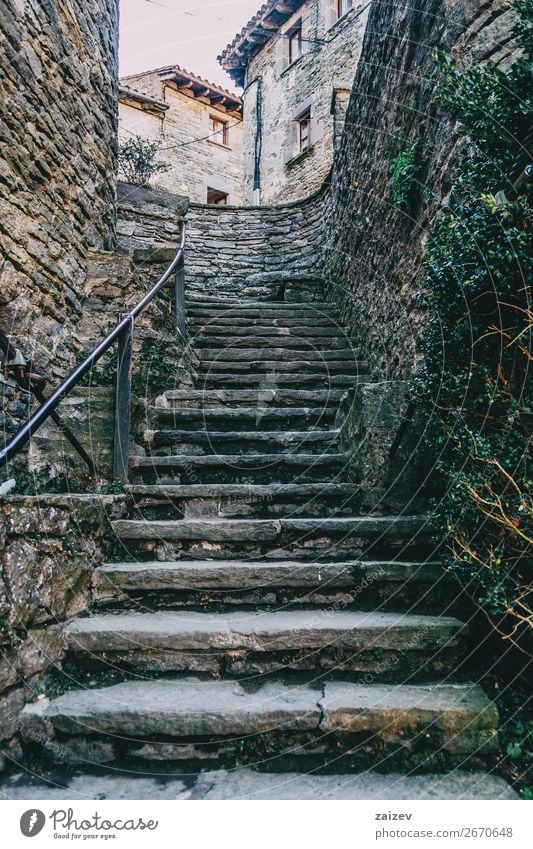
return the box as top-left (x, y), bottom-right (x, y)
top-left (207, 187), bottom-right (228, 205)
top-left (337, 0), bottom-right (353, 18)
top-left (209, 116), bottom-right (228, 146)
top-left (288, 25), bottom-right (302, 64)
top-left (297, 109), bottom-right (311, 152)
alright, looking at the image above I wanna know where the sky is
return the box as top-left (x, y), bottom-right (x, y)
top-left (119, 0), bottom-right (262, 91)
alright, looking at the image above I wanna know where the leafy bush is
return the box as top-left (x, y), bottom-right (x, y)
top-left (390, 137), bottom-right (421, 209)
top-left (118, 135), bottom-right (170, 186)
top-left (413, 0), bottom-right (532, 651)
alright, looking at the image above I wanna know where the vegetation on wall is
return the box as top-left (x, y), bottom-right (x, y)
top-left (414, 0), bottom-right (532, 653)
top-left (118, 135), bottom-right (170, 186)
top-left (390, 136), bottom-right (421, 209)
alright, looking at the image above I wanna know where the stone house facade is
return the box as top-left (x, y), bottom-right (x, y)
top-left (219, 0), bottom-right (370, 204)
top-left (119, 66), bottom-right (244, 205)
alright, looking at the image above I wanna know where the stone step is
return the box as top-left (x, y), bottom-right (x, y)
top-left (94, 556), bottom-right (439, 593)
top-left (20, 679), bottom-right (498, 769)
top-left (145, 430), bottom-right (341, 457)
top-left (0, 767), bottom-right (516, 800)
top-left (148, 405), bottom-right (338, 430)
top-left (196, 373), bottom-right (365, 389)
top-left (196, 359), bottom-right (368, 374)
top-left (196, 348), bottom-right (360, 362)
top-left (112, 515), bottom-right (429, 543)
top-left (93, 557), bottom-right (452, 613)
top-left (158, 389), bottom-right (347, 407)
top-left (62, 609), bottom-right (466, 678)
top-left (187, 300), bottom-right (338, 314)
top-left (111, 515), bottom-right (432, 561)
top-left (125, 478), bottom-right (356, 519)
top-left (192, 326), bottom-right (343, 340)
top-left (189, 316), bottom-right (340, 329)
top-left (129, 451), bottom-right (351, 484)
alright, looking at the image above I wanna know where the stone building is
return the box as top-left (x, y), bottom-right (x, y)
top-left (219, 0), bottom-right (370, 204)
top-left (119, 66), bottom-right (244, 204)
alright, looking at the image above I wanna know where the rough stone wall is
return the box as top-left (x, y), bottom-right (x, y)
top-left (241, 0), bottom-right (369, 204)
top-left (324, 0), bottom-right (520, 381)
top-left (0, 494), bottom-right (127, 767)
top-left (185, 191), bottom-right (327, 297)
top-left (119, 74), bottom-right (244, 204)
top-left (0, 0), bottom-right (119, 449)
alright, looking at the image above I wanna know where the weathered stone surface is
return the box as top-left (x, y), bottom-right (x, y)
top-left (0, 767), bottom-right (517, 800)
top-left (324, 0), bottom-right (520, 382)
top-left (93, 558), bottom-right (355, 594)
top-left (22, 679), bottom-right (321, 738)
top-left (0, 688), bottom-right (25, 741)
top-left (0, 773), bottom-right (188, 800)
top-left (320, 682), bottom-right (499, 752)
top-left (112, 515), bottom-right (429, 542)
top-left (197, 768), bottom-right (518, 800)
top-left (0, 0), bottom-right (118, 449)
top-left (64, 609), bottom-right (465, 655)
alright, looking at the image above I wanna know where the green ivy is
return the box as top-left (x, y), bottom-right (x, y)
top-left (413, 0), bottom-right (532, 651)
top-left (390, 137), bottom-right (421, 209)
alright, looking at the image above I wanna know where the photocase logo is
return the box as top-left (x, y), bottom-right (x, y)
top-left (20, 809), bottom-right (46, 837)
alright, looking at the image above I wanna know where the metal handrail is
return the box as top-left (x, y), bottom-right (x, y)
top-left (0, 219), bottom-right (186, 481)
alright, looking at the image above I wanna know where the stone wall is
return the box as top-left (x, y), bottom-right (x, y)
top-left (323, 0), bottom-right (520, 381)
top-left (185, 190), bottom-right (327, 298)
top-left (240, 0), bottom-right (369, 204)
top-left (0, 494), bottom-right (127, 767)
top-left (0, 0), bottom-right (119, 452)
top-left (119, 72), bottom-right (244, 204)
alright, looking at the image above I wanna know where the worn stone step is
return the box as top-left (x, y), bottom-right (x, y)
top-left (0, 767), bottom-right (516, 800)
top-left (112, 515), bottom-right (428, 543)
top-left (149, 405), bottom-right (338, 430)
top-left (145, 430), bottom-right (341, 457)
top-left (189, 316), bottom-right (340, 329)
top-left (192, 326), bottom-right (343, 340)
top-left (125, 479), bottom-right (357, 519)
top-left (93, 554), bottom-right (455, 613)
top-left (94, 557), bottom-right (432, 592)
top-left (196, 373), bottom-right (365, 389)
top-left (111, 515), bottom-right (432, 561)
top-left (187, 300), bottom-right (338, 314)
top-left (129, 451), bottom-right (351, 484)
top-left (197, 359), bottom-right (368, 374)
top-left (197, 348), bottom-right (361, 362)
top-left (20, 679), bottom-right (497, 769)
top-left (158, 389), bottom-right (347, 407)
top-left (62, 608), bottom-right (466, 679)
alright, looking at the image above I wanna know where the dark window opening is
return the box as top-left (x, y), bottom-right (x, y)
top-left (207, 187), bottom-right (228, 205)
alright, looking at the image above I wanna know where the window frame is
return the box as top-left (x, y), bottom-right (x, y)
top-left (297, 108), bottom-right (311, 153)
top-left (206, 187), bottom-right (229, 205)
top-left (287, 24), bottom-right (303, 65)
top-left (337, 0), bottom-right (353, 19)
top-left (209, 115), bottom-right (229, 147)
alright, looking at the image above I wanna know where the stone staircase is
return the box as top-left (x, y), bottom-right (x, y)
top-left (20, 295), bottom-right (504, 796)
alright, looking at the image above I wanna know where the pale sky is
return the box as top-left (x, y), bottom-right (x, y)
top-left (119, 0), bottom-right (262, 91)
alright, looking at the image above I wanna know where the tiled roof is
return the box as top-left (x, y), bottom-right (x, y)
top-left (121, 64), bottom-right (243, 114)
top-left (118, 86), bottom-right (169, 114)
top-left (219, 0), bottom-right (305, 87)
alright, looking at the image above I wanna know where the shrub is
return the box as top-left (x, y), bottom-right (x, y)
top-left (118, 135), bottom-right (170, 186)
top-left (413, 0), bottom-right (532, 651)
top-left (390, 137), bottom-right (421, 209)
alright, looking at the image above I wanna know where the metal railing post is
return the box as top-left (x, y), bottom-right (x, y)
top-left (175, 253), bottom-right (186, 335)
top-left (113, 315), bottom-right (134, 483)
